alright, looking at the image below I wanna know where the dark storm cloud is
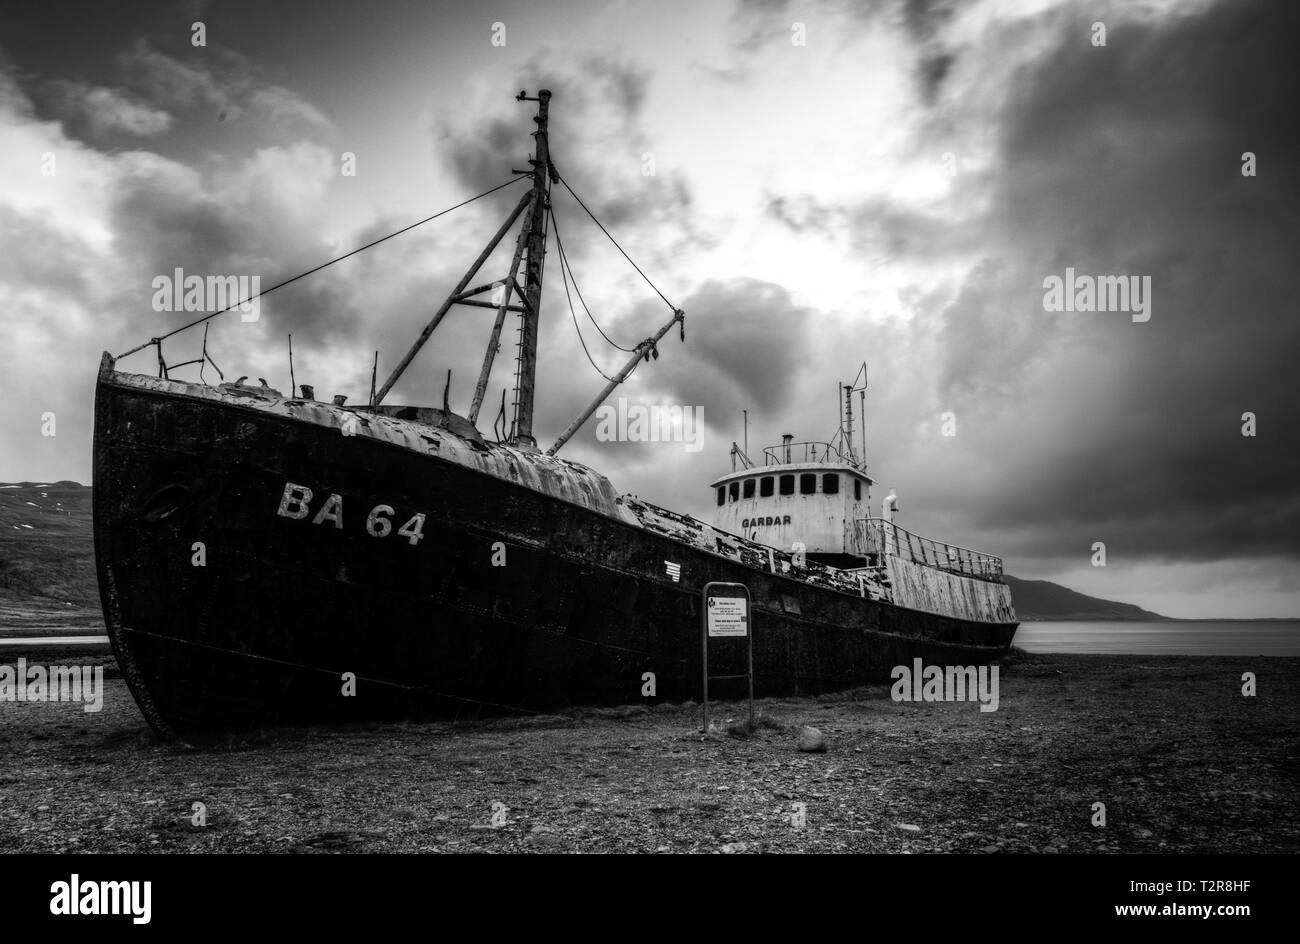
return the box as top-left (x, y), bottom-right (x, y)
top-left (901, 0), bottom-right (952, 40)
top-left (900, 0), bottom-right (960, 102)
top-left (522, 276), bottom-right (814, 465)
top-left (118, 38), bottom-right (235, 114)
top-left (105, 159), bottom-right (357, 340)
top-left (435, 55), bottom-right (651, 184)
top-left (433, 56), bottom-right (701, 257)
top-left (115, 39), bottom-right (331, 133)
top-left (627, 277), bottom-right (813, 416)
top-left (437, 116), bottom-right (522, 198)
top-left (929, 0), bottom-right (1300, 564)
top-left (918, 52), bottom-right (953, 103)
top-left (42, 79), bottom-right (172, 137)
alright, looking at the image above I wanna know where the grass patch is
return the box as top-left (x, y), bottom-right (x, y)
top-left (726, 711), bottom-right (788, 738)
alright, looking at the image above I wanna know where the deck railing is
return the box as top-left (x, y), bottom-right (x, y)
top-left (855, 517), bottom-right (1004, 581)
top-left (762, 441), bottom-right (855, 467)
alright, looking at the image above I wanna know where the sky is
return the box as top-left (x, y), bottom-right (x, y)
top-left (0, 0), bottom-right (1296, 617)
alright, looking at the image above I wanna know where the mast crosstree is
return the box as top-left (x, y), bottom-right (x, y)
top-left (374, 89), bottom-right (685, 455)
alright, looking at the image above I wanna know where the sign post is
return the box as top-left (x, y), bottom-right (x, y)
top-left (701, 581), bottom-right (754, 734)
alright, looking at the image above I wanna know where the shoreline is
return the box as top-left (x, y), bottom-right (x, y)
top-left (1, 652), bottom-right (1295, 853)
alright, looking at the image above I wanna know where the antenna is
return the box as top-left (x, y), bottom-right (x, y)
top-left (860, 385), bottom-right (867, 471)
top-left (842, 382), bottom-right (855, 465)
top-left (843, 361), bottom-right (868, 471)
top-left (743, 409), bottom-right (748, 457)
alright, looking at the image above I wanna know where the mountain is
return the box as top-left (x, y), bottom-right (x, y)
top-left (0, 482), bottom-right (1171, 621)
top-left (1002, 574), bottom-right (1170, 621)
top-left (0, 481), bottom-right (98, 605)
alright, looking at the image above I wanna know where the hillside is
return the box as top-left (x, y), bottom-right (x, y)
top-left (0, 481), bottom-right (98, 605)
top-left (1003, 574), bottom-right (1169, 621)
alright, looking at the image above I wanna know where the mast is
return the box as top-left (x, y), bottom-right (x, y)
top-left (467, 202), bottom-right (532, 424)
top-left (372, 91), bottom-right (551, 414)
top-left (511, 89), bottom-right (553, 449)
top-left (372, 189), bottom-right (532, 407)
top-left (369, 89), bottom-right (685, 450)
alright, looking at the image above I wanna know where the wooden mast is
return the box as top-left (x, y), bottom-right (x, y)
top-left (372, 189), bottom-right (531, 407)
top-left (510, 89), bottom-right (552, 449)
top-left (467, 199), bottom-right (532, 425)
top-left (372, 92), bottom-right (550, 412)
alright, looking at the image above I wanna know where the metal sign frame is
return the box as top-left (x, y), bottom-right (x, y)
top-left (701, 581), bottom-right (754, 734)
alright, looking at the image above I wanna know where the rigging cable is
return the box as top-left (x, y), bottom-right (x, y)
top-left (550, 207), bottom-right (620, 383)
top-left (116, 175), bottom-right (529, 359)
top-left (549, 206), bottom-right (636, 353)
top-left (554, 170), bottom-right (677, 313)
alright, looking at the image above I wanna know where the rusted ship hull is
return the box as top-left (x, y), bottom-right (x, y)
top-left (94, 359), bottom-right (1017, 737)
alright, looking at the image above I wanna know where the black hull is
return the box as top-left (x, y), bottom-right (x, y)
top-left (93, 372), bottom-right (1017, 736)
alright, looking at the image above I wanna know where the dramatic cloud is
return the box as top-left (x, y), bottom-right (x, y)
top-left (0, 0), bottom-right (1294, 617)
top-left (46, 80), bottom-right (173, 136)
top-left (917, 0), bottom-right (1300, 572)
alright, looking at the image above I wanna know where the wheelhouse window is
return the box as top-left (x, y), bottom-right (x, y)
top-left (854, 479), bottom-right (862, 501)
top-left (729, 481), bottom-right (739, 502)
top-left (742, 478), bottom-right (755, 499)
top-left (779, 474), bottom-right (795, 495)
top-left (823, 473), bottom-right (839, 495)
top-left (800, 473), bottom-right (816, 495)
top-left (716, 486), bottom-right (725, 507)
top-left (760, 476), bottom-right (774, 497)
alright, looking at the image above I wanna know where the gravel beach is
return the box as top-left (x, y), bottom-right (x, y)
top-left (0, 650), bottom-right (1295, 854)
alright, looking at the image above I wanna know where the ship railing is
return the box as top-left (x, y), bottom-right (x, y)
top-left (624, 496), bottom-right (888, 601)
top-left (762, 441), bottom-right (855, 467)
top-left (855, 517), bottom-right (1004, 582)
